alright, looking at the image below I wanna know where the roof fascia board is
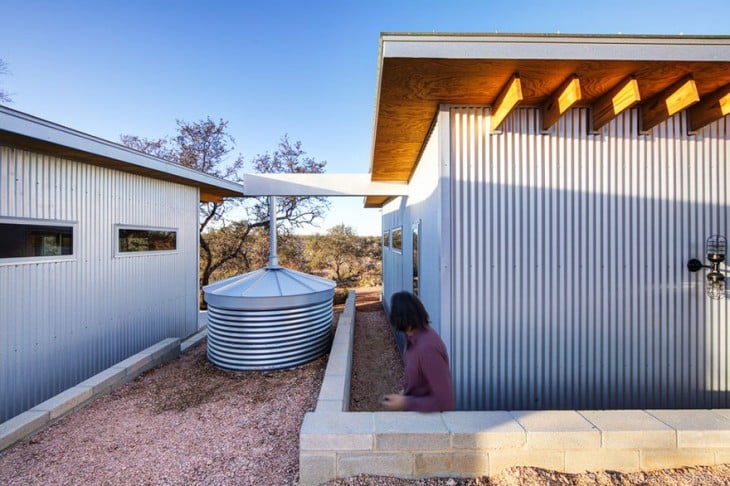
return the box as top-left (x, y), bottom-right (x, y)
top-left (244, 173), bottom-right (408, 197)
top-left (381, 34), bottom-right (730, 62)
top-left (0, 106), bottom-right (242, 194)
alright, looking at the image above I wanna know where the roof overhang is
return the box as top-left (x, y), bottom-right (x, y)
top-left (0, 106), bottom-right (243, 202)
top-left (367, 33), bottom-right (730, 207)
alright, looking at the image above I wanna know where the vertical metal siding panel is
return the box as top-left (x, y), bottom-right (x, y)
top-left (448, 107), bottom-right (729, 410)
top-left (1, 147), bottom-right (200, 422)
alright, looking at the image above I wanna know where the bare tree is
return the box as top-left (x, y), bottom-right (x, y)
top-left (0, 59), bottom-right (12, 103)
top-left (122, 122), bottom-right (328, 303)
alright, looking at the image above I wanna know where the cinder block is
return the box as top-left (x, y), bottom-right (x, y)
top-left (78, 366), bottom-right (127, 395)
top-left (117, 352), bottom-right (153, 376)
top-left (316, 399), bottom-right (345, 412)
top-left (0, 410), bottom-right (49, 451)
top-left (648, 410), bottom-right (730, 448)
top-left (32, 385), bottom-right (94, 420)
top-left (565, 449), bottom-right (640, 473)
top-left (338, 452), bottom-right (413, 478)
top-left (443, 411), bottom-right (525, 449)
top-left (374, 412), bottom-right (450, 451)
top-left (414, 452), bottom-right (490, 477)
top-left (711, 409), bottom-right (730, 421)
top-left (640, 449), bottom-right (715, 470)
top-left (300, 412), bottom-right (373, 451)
top-left (299, 452), bottom-right (336, 486)
top-left (181, 329), bottom-right (206, 353)
top-left (488, 450), bottom-right (565, 474)
top-left (579, 410), bottom-right (676, 449)
top-left (318, 374), bottom-right (347, 402)
top-left (324, 348), bottom-right (350, 378)
top-left (715, 450), bottom-right (730, 464)
top-left (511, 410), bottom-right (600, 449)
top-left (149, 338), bottom-right (181, 361)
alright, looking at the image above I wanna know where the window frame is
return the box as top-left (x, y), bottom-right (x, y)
top-left (391, 226), bottom-right (403, 253)
top-left (383, 229), bottom-right (390, 248)
top-left (114, 224), bottom-right (179, 257)
top-left (412, 219), bottom-right (421, 296)
top-left (0, 217), bottom-right (78, 266)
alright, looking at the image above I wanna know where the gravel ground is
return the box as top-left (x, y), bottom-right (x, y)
top-left (349, 289), bottom-right (404, 411)
top-left (2, 287), bottom-right (730, 485)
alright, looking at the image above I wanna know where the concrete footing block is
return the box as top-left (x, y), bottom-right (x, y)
top-left (0, 410), bottom-right (49, 451)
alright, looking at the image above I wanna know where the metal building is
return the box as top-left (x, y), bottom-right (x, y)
top-left (0, 107), bottom-right (242, 422)
top-left (372, 34), bottom-right (730, 410)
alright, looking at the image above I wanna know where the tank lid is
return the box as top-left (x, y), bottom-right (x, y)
top-left (203, 265), bottom-right (336, 299)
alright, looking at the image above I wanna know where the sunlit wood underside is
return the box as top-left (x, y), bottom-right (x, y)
top-left (369, 55), bottom-right (730, 202)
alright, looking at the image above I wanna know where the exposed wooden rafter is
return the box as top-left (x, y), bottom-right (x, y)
top-left (490, 74), bottom-right (523, 131)
top-left (688, 84), bottom-right (730, 132)
top-left (542, 74), bottom-right (582, 130)
top-left (641, 75), bottom-right (700, 132)
top-left (592, 76), bottom-right (641, 131)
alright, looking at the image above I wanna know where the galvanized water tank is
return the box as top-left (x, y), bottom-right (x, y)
top-left (203, 265), bottom-right (336, 370)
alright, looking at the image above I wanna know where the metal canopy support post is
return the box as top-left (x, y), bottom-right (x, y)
top-left (268, 195), bottom-right (279, 267)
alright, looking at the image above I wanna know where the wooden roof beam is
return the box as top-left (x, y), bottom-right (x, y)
top-left (592, 76), bottom-right (641, 131)
top-left (641, 75), bottom-right (700, 132)
top-left (542, 74), bottom-right (582, 131)
top-left (688, 84), bottom-right (730, 131)
top-left (490, 73), bottom-right (523, 131)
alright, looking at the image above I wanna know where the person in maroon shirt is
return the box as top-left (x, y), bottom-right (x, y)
top-left (380, 291), bottom-right (454, 412)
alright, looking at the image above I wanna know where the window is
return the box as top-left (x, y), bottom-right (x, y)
top-left (391, 227), bottom-right (402, 252)
top-left (117, 226), bottom-right (177, 253)
top-left (412, 220), bottom-right (420, 296)
top-left (0, 220), bottom-right (74, 261)
top-left (383, 230), bottom-right (390, 248)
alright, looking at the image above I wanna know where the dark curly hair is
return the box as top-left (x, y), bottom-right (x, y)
top-left (389, 291), bottom-right (430, 333)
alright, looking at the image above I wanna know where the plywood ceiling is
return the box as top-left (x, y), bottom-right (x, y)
top-left (370, 57), bottom-right (730, 188)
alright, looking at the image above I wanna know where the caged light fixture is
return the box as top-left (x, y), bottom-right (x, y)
top-left (687, 235), bottom-right (727, 299)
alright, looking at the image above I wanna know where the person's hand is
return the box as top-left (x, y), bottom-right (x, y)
top-left (380, 393), bottom-right (407, 411)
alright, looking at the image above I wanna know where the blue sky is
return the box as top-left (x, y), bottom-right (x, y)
top-left (1, 0), bottom-right (728, 236)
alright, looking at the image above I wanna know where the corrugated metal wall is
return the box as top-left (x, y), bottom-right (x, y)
top-left (0, 146), bottom-right (199, 422)
top-left (449, 106), bottom-right (729, 410)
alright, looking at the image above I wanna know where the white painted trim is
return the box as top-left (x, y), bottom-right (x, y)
top-left (381, 33), bottom-right (730, 61)
top-left (243, 173), bottom-right (409, 197)
top-left (0, 106), bottom-right (242, 195)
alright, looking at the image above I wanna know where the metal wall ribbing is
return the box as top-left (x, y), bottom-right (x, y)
top-left (449, 106), bottom-right (729, 410)
top-left (0, 146), bottom-right (199, 421)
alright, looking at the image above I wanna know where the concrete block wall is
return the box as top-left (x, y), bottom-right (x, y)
top-left (299, 291), bottom-right (730, 485)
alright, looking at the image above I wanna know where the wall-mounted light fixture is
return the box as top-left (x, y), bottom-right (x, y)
top-left (687, 235), bottom-right (727, 299)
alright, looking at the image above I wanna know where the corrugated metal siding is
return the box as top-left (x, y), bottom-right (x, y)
top-left (0, 146), bottom-right (199, 421)
top-left (449, 107), bottom-right (729, 410)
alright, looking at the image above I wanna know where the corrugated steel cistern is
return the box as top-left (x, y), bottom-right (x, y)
top-left (203, 196), bottom-right (336, 371)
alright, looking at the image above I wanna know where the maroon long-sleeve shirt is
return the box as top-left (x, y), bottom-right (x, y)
top-left (403, 325), bottom-right (454, 412)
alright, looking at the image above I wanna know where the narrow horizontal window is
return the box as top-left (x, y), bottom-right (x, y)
top-left (118, 228), bottom-right (177, 253)
top-left (0, 222), bottom-right (73, 258)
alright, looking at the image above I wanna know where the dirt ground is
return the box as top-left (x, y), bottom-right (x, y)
top-left (1, 286), bottom-right (730, 485)
top-left (349, 287), bottom-right (404, 411)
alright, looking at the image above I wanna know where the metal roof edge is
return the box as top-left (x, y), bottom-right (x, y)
top-left (380, 32), bottom-right (730, 61)
top-left (0, 105), bottom-right (243, 194)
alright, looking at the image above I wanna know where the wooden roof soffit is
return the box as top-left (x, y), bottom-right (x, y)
top-left (542, 74), bottom-right (582, 131)
top-left (490, 73), bottom-right (523, 131)
top-left (688, 84), bottom-right (730, 132)
top-left (200, 191), bottom-right (225, 204)
top-left (641, 75), bottom-right (700, 132)
top-left (592, 76), bottom-right (641, 131)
